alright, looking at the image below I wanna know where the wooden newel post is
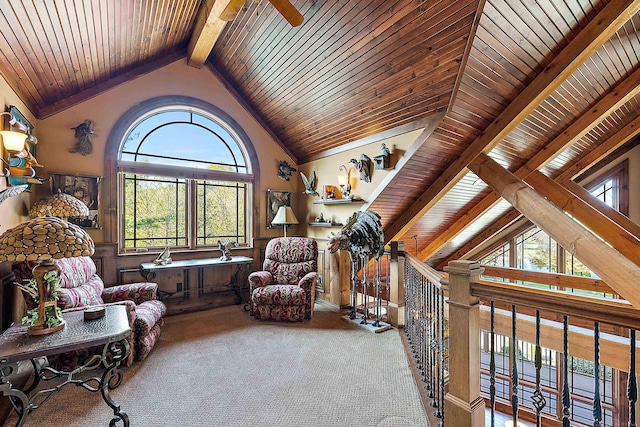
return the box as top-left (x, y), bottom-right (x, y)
top-left (387, 241), bottom-right (405, 327)
top-left (443, 260), bottom-right (485, 427)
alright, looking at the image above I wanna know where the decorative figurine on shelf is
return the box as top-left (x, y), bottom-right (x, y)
top-left (315, 212), bottom-right (326, 223)
top-left (373, 143), bottom-right (391, 170)
top-left (69, 119), bottom-right (96, 156)
top-left (153, 247), bottom-right (172, 265)
top-left (218, 240), bottom-right (238, 261)
top-left (300, 170), bottom-right (319, 196)
top-left (349, 154), bottom-right (372, 183)
top-left (277, 160), bottom-right (297, 181)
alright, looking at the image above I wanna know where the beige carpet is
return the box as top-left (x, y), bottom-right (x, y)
top-left (7, 302), bottom-right (429, 426)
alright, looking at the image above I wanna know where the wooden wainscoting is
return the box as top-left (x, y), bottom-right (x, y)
top-left (0, 262), bottom-right (16, 332)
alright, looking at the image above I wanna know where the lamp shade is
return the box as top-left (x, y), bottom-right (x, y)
top-left (0, 130), bottom-right (27, 152)
top-left (271, 206), bottom-right (299, 226)
top-left (30, 193), bottom-right (89, 219)
top-left (0, 216), bottom-right (95, 262)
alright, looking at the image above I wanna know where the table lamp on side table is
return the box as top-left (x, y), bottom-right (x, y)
top-left (271, 206), bottom-right (299, 237)
top-left (0, 216), bottom-right (95, 335)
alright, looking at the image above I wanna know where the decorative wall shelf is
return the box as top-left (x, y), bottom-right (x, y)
top-left (309, 222), bottom-right (343, 227)
top-left (313, 198), bottom-right (364, 205)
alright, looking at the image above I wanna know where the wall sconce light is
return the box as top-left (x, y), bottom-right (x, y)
top-left (0, 111), bottom-right (32, 164)
top-left (337, 164), bottom-right (352, 198)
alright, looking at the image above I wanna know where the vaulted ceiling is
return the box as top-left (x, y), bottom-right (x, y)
top-left (0, 0), bottom-right (639, 269)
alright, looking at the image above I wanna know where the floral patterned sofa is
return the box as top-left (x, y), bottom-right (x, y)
top-left (249, 237), bottom-right (318, 321)
top-left (13, 256), bottom-right (166, 367)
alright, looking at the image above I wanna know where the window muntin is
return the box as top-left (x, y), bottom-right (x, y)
top-left (589, 178), bottom-right (616, 209)
top-left (583, 159), bottom-right (628, 215)
top-left (480, 242), bottom-right (510, 268)
top-left (514, 228), bottom-right (558, 273)
top-left (118, 107), bottom-right (252, 252)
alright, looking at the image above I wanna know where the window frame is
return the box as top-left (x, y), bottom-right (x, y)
top-left (582, 159), bottom-right (629, 216)
top-left (103, 96), bottom-right (260, 256)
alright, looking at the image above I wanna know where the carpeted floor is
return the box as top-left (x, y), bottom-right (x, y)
top-left (6, 302), bottom-right (429, 426)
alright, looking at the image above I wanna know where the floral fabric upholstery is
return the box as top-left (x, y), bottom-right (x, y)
top-left (249, 237), bottom-right (318, 321)
top-left (12, 256), bottom-right (166, 366)
top-left (263, 237), bottom-right (318, 284)
top-left (136, 320), bottom-right (165, 362)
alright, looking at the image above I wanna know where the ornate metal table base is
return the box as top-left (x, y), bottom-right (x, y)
top-left (0, 338), bottom-right (130, 427)
top-left (0, 305), bottom-right (132, 427)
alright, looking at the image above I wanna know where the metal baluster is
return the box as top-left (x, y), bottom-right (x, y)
top-left (417, 276), bottom-right (424, 389)
top-left (511, 304), bottom-right (518, 423)
top-left (408, 265), bottom-right (415, 356)
top-left (532, 309), bottom-right (546, 426)
top-left (404, 263), bottom-right (409, 341)
top-left (629, 329), bottom-right (637, 427)
top-left (437, 285), bottom-right (445, 426)
top-left (490, 301), bottom-right (496, 427)
top-left (431, 280), bottom-right (440, 409)
top-left (562, 315), bottom-right (571, 427)
top-left (423, 276), bottom-right (428, 387)
top-left (593, 322), bottom-right (602, 427)
top-left (427, 278), bottom-right (434, 397)
top-left (416, 268), bottom-right (420, 358)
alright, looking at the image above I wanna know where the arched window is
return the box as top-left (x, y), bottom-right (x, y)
top-left (115, 102), bottom-right (254, 252)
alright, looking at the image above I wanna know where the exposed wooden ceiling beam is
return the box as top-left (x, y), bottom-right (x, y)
top-left (305, 115), bottom-right (443, 163)
top-left (416, 65), bottom-right (640, 261)
top-left (468, 152), bottom-right (640, 309)
top-left (435, 116), bottom-right (640, 267)
top-left (556, 115), bottom-right (640, 182)
top-left (382, 0), bottom-right (640, 244)
top-left (187, 0), bottom-right (233, 68)
top-left (524, 170), bottom-right (640, 266)
top-left (563, 180), bottom-right (640, 238)
top-left (435, 211), bottom-right (528, 270)
top-left (417, 193), bottom-right (503, 260)
top-left (359, 113), bottom-right (445, 210)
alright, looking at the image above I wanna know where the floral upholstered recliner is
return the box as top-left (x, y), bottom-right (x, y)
top-left (249, 237), bottom-right (318, 321)
top-left (13, 256), bottom-right (166, 367)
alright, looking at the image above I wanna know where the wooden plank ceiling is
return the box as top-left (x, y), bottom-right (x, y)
top-left (0, 0), bottom-right (639, 270)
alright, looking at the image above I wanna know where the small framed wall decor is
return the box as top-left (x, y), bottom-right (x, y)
top-left (50, 173), bottom-right (102, 227)
top-left (266, 190), bottom-right (291, 229)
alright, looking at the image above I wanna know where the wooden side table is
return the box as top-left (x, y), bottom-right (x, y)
top-left (0, 305), bottom-right (131, 427)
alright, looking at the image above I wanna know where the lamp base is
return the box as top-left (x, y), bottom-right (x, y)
top-left (27, 319), bottom-right (66, 336)
top-left (29, 260), bottom-right (65, 336)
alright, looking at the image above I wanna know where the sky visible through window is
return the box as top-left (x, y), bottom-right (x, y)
top-left (121, 110), bottom-right (247, 172)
